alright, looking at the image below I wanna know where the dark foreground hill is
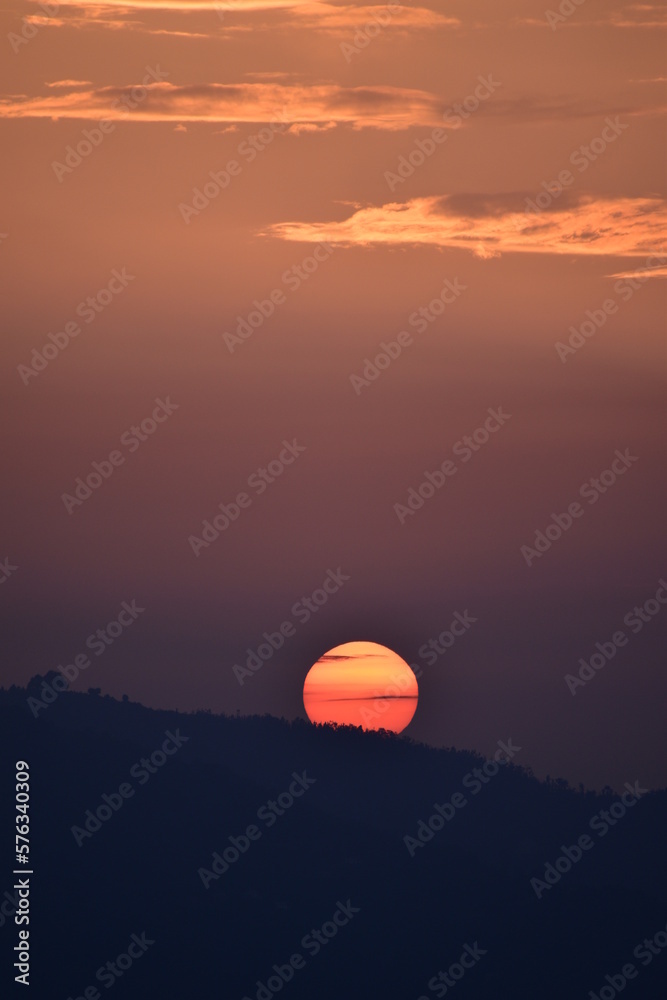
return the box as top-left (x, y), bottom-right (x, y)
top-left (1, 681), bottom-right (665, 1000)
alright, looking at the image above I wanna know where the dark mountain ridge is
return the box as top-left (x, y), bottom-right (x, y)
top-left (1, 680), bottom-right (665, 999)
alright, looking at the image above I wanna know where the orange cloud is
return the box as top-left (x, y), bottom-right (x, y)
top-left (607, 262), bottom-right (667, 278)
top-left (23, 0), bottom-right (458, 35)
top-left (3, 77), bottom-right (661, 130)
top-left (24, 0), bottom-right (455, 14)
top-left (517, 2), bottom-right (667, 28)
top-left (0, 80), bottom-right (445, 129)
top-left (286, 120), bottom-right (337, 133)
top-left (608, 3), bottom-right (667, 27)
top-left (25, 0), bottom-right (305, 9)
top-left (45, 79), bottom-right (94, 88)
top-left (20, 0), bottom-right (667, 39)
top-left (264, 193), bottom-right (667, 266)
top-left (290, 2), bottom-right (458, 31)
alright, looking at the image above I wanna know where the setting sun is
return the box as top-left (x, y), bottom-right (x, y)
top-left (303, 641), bottom-right (418, 733)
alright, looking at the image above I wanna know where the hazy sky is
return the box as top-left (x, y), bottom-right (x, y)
top-left (1, 0), bottom-right (665, 790)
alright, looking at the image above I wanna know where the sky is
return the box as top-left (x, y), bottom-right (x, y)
top-left (1, 0), bottom-right (665, 791)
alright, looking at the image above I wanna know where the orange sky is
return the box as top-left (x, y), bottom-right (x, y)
top-left (2, 0), bottom-right (665, 788)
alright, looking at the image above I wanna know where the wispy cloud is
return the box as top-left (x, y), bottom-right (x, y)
top-left (319, 652), bottom-right (386, 661)
top-left (26, 0), bottom-right (306, 9)
top-left (289, 2), bottom-right (458, 31)
top-left (45, 79), bottom-right (94, 88)
top-left (264, 193), bottom-right (667, 266)
top-left (516, 2), bottom-right (667, 28)
top-left (22, 0), bottom-right (458, 36)
top-left (0, 80), bottom-right (447, 129)
top-left (3, 78), bottom-right (662, 130)
top-left (316, 694), bottom-right (418, 701)
top-left (608, 2), bottom-right (667, 28)
top-left (606, 262), bottom-right (667, 278)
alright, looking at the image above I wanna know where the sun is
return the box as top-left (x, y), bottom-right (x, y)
top-left (303, 640), bottom-right (418, 733)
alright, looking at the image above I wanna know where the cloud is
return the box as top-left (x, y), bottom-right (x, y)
top-left (3, 78), bottom-right (662, 133)
top-left (25, 10), bottom-right (142, 31)
top-left (319, 652), bottom-right (387, 661)
top-left (319, 695), bottom-right (416, 701)
top-left (517, 1), bottom-right (667, 28)
top-left (0, 80), bottom-right (445, 129)
top-left (471, 97), bottom-right (665, 123)
top-left (289, 3), bottom-right (458, 31)
top-left (45, 79), bottom-right (94, 88)
top-left (19, 0), bottom-right (667, 39)
top-left (606, 261), bottom-right (667, 278)
top-left (24, 0), bottom-right (456, 15)
top-left (287, 120), bottom-right (337, 133)
top-left (22, 0), bottom-right (458, 36)
top-left (263, 193), bottom-right (667, 267)
top-left (608, 3), bottom-right (667, 28)
top-left (26, 0), bottom-right (305, 9)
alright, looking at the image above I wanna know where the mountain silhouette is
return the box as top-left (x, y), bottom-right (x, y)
top-left (1, 677), bottom-right (665, 999)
